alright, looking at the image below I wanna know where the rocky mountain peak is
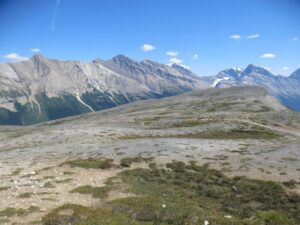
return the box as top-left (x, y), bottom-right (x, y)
top-left (242, 64), bottom-right (273, 78)
top-left (31, 54), bottom-right (48, 64)
top-left (290, 68), bottom-right (300, 79)
top-left (111, 55), bottom-right (137, 65)
top-left (216, 68), bottom-right (243, 81)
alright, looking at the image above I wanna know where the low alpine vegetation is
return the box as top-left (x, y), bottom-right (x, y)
top-left (62, 158), bottom-right (114, 169)
top-left (42, 161), bottom-right (300, 225)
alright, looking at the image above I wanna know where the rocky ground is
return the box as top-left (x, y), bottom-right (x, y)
top-left (0, 87), bottom-right (299, 224)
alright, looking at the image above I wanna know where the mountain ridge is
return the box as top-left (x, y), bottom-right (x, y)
top-left (207, 64), bottom-right (300, 111)
top-left (0, 54), bottom-right (299, 125)
top-left (0, 54), bottom-right (208, 125)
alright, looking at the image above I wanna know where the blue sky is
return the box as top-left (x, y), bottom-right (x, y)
top-left (0, 0), bottom-right (299, 76)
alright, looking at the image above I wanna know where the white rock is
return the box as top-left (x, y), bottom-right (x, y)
top-left (204, 220), bottom-right (209, 225)
top-left (224, 215), bottom-right (232, 219)
top-left (161, 204), bottom-right (166, 208)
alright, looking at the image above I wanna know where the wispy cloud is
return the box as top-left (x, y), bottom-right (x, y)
top-left (142, 44), bottom-right (155, 52)
top-left (192, 54), bottom-right (198, 60)
top-left (169, 57), bottom-right (182, 65)
top-left (260, 53), bottom-right (276, 59)
top-left (282, 66), bottom-right (290, 71)
top-left (230, 34), bottom-right (241, 40)
top-left (30, 48), bottom-right (40, 53)
top-left (2, 53), bottom-right (29, 62)
top-left (51, 0), bottom-right (61, 31)
top-left (246, 34), bottom-right (260, 39)
top-left (166, 51), bottom-right (178, 57)
top-left (230, 34), bottom-right (260, 40)
top-left (292, 36), bottom-right (298, 41)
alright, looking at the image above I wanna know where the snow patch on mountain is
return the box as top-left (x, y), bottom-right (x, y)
top-left (76, 94), bottom-right (95, 112)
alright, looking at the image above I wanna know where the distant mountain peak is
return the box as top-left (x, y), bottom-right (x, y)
top-left (171, 63), bottom-right (188, 70)
top-left (217, 67), bottom-right (243, 80)
top-left (92, 58), bottom-right (102, 64)
top-left (290, 68), bottom-right (300, 79)
top-left (242, 64), bottom-right (273, 77)
top-left (31, 54), bottom-right (48, 63)
top-left (111, 54), bottom-right (136, 64)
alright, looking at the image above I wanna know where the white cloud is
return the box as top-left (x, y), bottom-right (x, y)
top-left (142, 44), bottom-right (155, 52)
top-left (282, 66), bottom-right (290, 71)
top-left (169, 57), bottom-right (182, 65)
top-left (192, 54), bottom-right (198, 60)
top-left (30, 48), bottom-right (40, 53)
top-left (292, 36), bottom-right (298, 41)
top-left (246, 34), bottom-right (260, 39)
top-left (166, 51), bottom-right (178, 57)
top-left (260, 53), bottom-right (276, 59)
top-left (2, 53), bottom-right (29, 62)
top-left (167, 57), bottom-right (191, 69)
top-left (230, 34), bottom-right (241, 40)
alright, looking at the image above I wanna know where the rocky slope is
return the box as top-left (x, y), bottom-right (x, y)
top-left (0, 54), bottom-right (208, 125)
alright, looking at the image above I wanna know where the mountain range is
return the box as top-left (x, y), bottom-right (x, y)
top-left (0, 54), bottom-right (299, 125)
top-left (204, 65), bottom-right (300, 111)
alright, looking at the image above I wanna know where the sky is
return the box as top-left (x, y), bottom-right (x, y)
top-left (0, 0), bottom-right (300, 76)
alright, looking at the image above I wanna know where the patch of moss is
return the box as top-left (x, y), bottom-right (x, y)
top-left (44, 181), bottom-right (55, 188)
top-left (0, 206), bottom-right (39, 218)
top-left (120, 157), bottom-right (154, 167)
top-left (258, 211), bottom-right (294, 225)
top-left (120, 129), bottom-right (281, 140)
top-left (0, 186), bottom-right (10, 192)
top-left (162, 119), bottom-right (217, 128)
top-left (283, 180), bottom-right (297, 189)
top-left (62, 158), bottom-right (114, 169)
top-left (70, 185), bottom-right (111, 199)
top-left (42, 204), bottom-right (145, 225)
top-left (63, 171), bottom-right (75, 175)
top-left (18, 192), bottom-right (33, 198)
top-left (0, 218), bottom-right (10, 223)
top-left (11, 168), bottom-right (22, 176)
top-left (43, 176), bottom-right (55, 179)
top-left (55, 178), bottom-right (73, 184)
top-left (38, 167), bottom-right (52, 171)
